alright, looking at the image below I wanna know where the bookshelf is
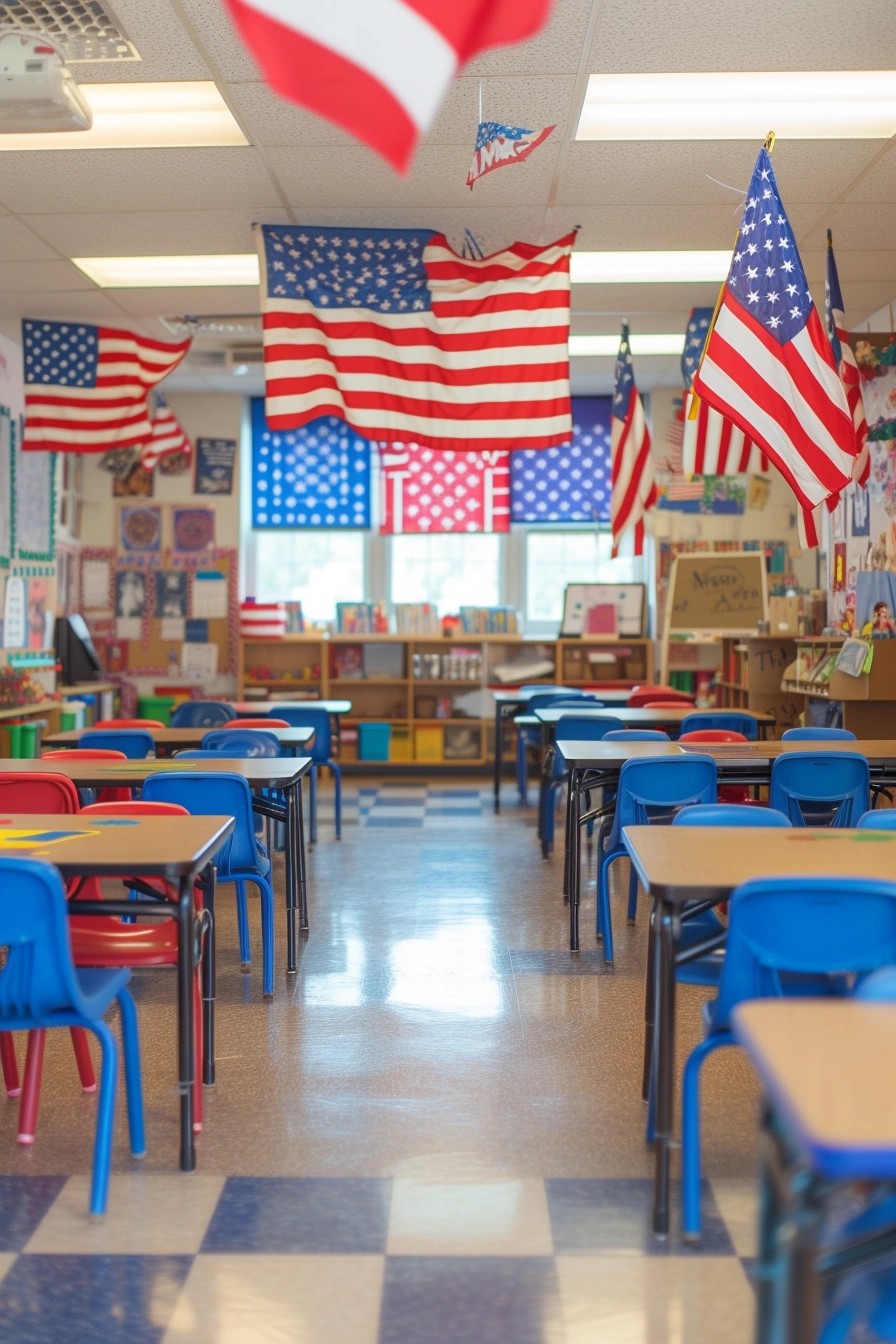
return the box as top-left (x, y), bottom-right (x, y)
top-left (780, 636), bottom-right (896, 736)
top-left (717, 636), bottom-right (799, 737)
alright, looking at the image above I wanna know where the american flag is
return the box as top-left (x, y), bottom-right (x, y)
top-left (681, 307), bottom-right (767, 475)
top-left (22, 320), bottom-right (190, 454)
top-left (692, 147), bottom-right (855, 512)
top-left (510, 397), bottom-right (611, 522)
top-left (466, 120), bottom-right (555, 189)
top-left (610, 323), bottom-right (656, 556)
top-left (251, 399), bottom-right (372, 529)
top-left (379, 444), bottom-right (510, 534)
top-left (140, 394), bottom-right (192, 472)
top-left (258, 224), bottom-right (573, 452)
top-left (221, 0), bottom-right (557, 174)
top-left (826, 230), bottom-right (868, 486)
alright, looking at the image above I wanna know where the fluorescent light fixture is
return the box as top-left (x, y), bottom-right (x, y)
top-left (571, 251), bottom-right (730, 284)
top-left (569, 334), bottom-right (684, 357)
top-left (72, 254), bottom-right (260, 288)
top-left (577, 71), bottom-right (896, 140)
top-left (0, 81), bottom-right (247, 150)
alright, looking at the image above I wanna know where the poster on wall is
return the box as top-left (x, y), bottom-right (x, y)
top-left (194, 438), bottom-right (236, 495)
top-left (113, 462), bottom-right (154, 497)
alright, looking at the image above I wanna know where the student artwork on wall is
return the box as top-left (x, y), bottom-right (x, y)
top-left (194, 438), bottom-right (236, 495)
top-left (120, 505), bottom-right (163, 554)
top-left (561, 583), bottom-right (645, 637)
top-left (154, 570), bottom-right (187, 618)
top-left (0, 408), bottom-right (10, 565)
top-left (173, 507), bottom-right (215, 554)
top-left (112, 461), bottom-right (154, 497)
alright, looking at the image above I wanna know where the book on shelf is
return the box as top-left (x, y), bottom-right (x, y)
top-left (392, 602), bottom-right (440, 635)
top-left (335, 602), bottom-right (389, 634)
top-left (459, 605), bottom-right (519, 634)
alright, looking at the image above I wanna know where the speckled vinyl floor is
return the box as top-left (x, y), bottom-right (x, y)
top-left (0, 780), bottom-right (765, 1343)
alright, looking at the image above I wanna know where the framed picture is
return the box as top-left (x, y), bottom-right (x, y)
top-left (561, 583), bottom-right (646, 638)
top-left (194, 438), bottom-right (236, 495)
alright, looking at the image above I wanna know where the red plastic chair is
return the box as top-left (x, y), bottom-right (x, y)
top-left (17, 800), bottom-right (209, 1143)
top-left (42, 747), bottom-right (132, 804)
top-left (93, 718), bottom-right (166, 730)
top-left (228, 717), bottom-right (290, 729)
top-left (677, 728), bottom-right (754, 804)
top-left (0, 772), bottom-right (95, 1108)
top-left (627, 686), bottom-right (695, 708)
top-left (642, 700), bottom-right (699, 710)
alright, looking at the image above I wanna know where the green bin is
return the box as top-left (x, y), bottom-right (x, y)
top-left (19, 722), bottom-right (38, 757)
top-left (137, 695), bottom-right (175, 725)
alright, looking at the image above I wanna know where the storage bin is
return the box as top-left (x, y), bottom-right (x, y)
top-left (359, 722), bottom-right (391, 761)
top-left (414, 725), bottom-right (443, 762)
top-left (362, 642), bottom-right (405, 678)
top-left (137, 695), bottom-right (175, 725)
top-left (389, 727), bottom-right (413, 762)
top-left (239, 600), bottom-right (287, 638)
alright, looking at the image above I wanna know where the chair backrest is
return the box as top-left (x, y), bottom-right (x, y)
top-left (678, 730), bottom-right (748, 744)
top-left (857, 809), bottom-right (896, 830)
top-left (43, 748), bottom-right (128, 762)
top-left (525, 692), bottom-right (591, 713)
top-left (267, 706), bottom-right (332, 761)
top-left (627, 685), bottom-right (694, 708)
top-left (673, 803), bottom-right (791, 827)
top-left (642, 701), bottom-right (697, 710)
top-left (769, 750), bottom-right (870, 827)
top-left (609, 754), bottom-right (718, 841)
top-left (93, 718), bottom-right (166, 730)
top-left (680, 712), bottom-right (759, 740)
top-left (0, 771), bottom-right (81, 813)
top-left (176, 748), bottom-right (255, 759)
top-left (169, 701), bottom-right (237, 728)
top-left (555, 714), bottom-right (626, 743)
top-left (229, 717), bottom-right (290, 729)
top-left (0, 857), bottom-right (92, 1020)
top-left (711, 876), bottom-right (896, 1030)
top-left (81, 800), bottom-right (189, 818)
top-left (781, 727), bottom-right (857, 741)
top-left (517, 684), bottom-right (577, 695)
top-left (603, 729), bottom-right (670, 741)
top-left (200, 728), bottom-right (281, 757)
top-left (80, 729), bottom-right (155, 759)
top-left (854, 967), bottom-right (896, 1000)
top-left (141, 770), bottom-right (261, 874)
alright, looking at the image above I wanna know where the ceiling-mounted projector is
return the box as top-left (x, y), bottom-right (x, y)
top-left (0, 31), bottom-right (92, 133)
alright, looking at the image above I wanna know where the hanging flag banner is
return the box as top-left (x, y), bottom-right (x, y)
top-left (466, 120), bottom-right (555, 188)
top-left (379, 444), bottom-right (510, 534)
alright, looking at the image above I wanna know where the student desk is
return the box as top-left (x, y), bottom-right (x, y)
top-left (491, 686), bottom-right (632, 813)
top-left (0, 811), bottom-right (234, 1174)
top-left (0, 756), bottom-right (313, 971)
top-left (44, 724), bottom-right (316, 756)
top-left (734, 999), bottom-right (896, 1344)
top-left (230, 699), bottom-right (353, 717)
top-left (622, 824), bottom-right (896, 1241)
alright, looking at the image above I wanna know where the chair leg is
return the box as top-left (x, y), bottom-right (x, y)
top-left (87, 1019), bottom-right (119, 1217)
top-left (627, 865), bottom-right (639, 924)
top-left (331, 762), bottom-right (342, 840)
top-left (597, 854), bottom-right (617, 964)
top-left (18, 1030), bottom-right (47, 1145)
top-left (309, 765), bottom-right (318, 846)
top-left (259, 878), bottom-right (275, 999)
top-left (192, 972), bottom-right (203, 1133)
top-left (0, 1032), bottom-right (20, 1097)
top-left (235, 879), bottom-right (251, 971)
top-left (115, 988), bottom-right (145, 1160)
top-left (682, 1034), bottom-right (729, 1241)
top-left (70, 1026), bottom-right (97, 1092)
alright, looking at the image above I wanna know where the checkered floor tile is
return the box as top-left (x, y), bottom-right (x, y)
top-left (341, 785), bottom-right (490, 827)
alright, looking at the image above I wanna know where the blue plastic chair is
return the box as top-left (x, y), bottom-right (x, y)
top-left (542, 715), bottom-right (627, 852)
top-left (857, 810), bottom-right (896, 830)
top-left (170, 701), bottom-right (236, 728)
top-left (769, 750), bottom-right (870, 827)
top-left (679, 712), bottom-right (759, 740)
top-left (80, 729), bottom-right (155, 759)
top-left (597, 753), bottom-right (718, 964)
top-left (781, 727), bottom-right (857, 740)
top-left (516, 691), bottom-right (598, 804)
top-left (602, 729), bottom-right (670, 741)
top-left (0, 857), bottom-right (145, 1216)
top-left (682, 875), bottom-right (896, 1240)
top-left (141, 771), bottom-right (276, 998)
top-left (201, 728), bottom-right (281, 757)
top-left (272, 706), bottom-right (341, 843)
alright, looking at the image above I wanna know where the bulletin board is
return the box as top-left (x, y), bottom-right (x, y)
top-left (666, 552), bottom-right (768, 634)
top-left (560, 583), bottom-right (646, 637)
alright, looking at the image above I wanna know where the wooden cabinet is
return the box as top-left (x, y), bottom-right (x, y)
top-left (238, 634), bottom-right (654, 767)
top-left (780, 636), bottom-right (896, 736)
top-left (718, 636), bottom-right (799, 737)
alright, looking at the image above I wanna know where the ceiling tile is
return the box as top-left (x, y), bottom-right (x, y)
top-left (0, 261), bottom-right (94, 294)
top-left (108, 286), bottom-right (263, 318)
top-left (0, 292), bottom-right (135, 322)
top-left (0, 217), bottom-right (62, 262)
top-left (72, 0), bottom-right (214, 81)
top-left (181, 0), bottom-right (265, 80)
top-left (465, 0), bottom-right (596, 75)
top-left (22, 209), bottom-right (291, 257)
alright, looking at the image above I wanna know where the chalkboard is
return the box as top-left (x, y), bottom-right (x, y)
top-left (666, 552), bottom-right (768, 634)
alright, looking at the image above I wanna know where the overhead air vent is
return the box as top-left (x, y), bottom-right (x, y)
top-left (0, 2), bottom-right (138, 62)
top-left (160, 315), bottom-right (263, 339)
top-left (225, 347), bottom-right (264, 369)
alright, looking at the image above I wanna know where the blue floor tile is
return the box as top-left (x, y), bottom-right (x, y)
top-left (379, 1257), bottom-right (561, 1344)
top-left (0, 1255), bottom-right (190, 1344)
top-left (0, 1176), bottom-right (68, 1251)
top-left (201, 1176), bottom-right (392, 1253)
top-left (545, 1178), bottom-right (736, 1255)
top-left (363, 817), bottom-right (422, 827)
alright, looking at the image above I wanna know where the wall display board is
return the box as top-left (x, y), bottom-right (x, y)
top-left (560, 583), bottom-right (646, 637)
top-left (666, 552), bottom-right (768, 635)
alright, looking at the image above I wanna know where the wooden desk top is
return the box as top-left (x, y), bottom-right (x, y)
top-left (531, 706), bottom-right (772, 727)
top-left (230, 699), bottom-right (352, 715)
top-left (43, 725), bottom-right (315, 750)
top-left (0, 756), bottom-right (312, 789)
top-left (0, 813), bottom-right (234, 879)
top-left (493, 687), bottom-right (632, 706)
top-left (733, 1000), bottom-right (896, 1179)
top-left (555, 738), bottom-right (896, 769)
top-left (623, 825), bottom-right (896, 903)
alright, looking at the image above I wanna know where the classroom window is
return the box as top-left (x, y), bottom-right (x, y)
top-left (525, 530), bottom-right (642, 625)
top-left (390, 534), bottom-right (501, 614)
top-left (250, 532), bottom-right (366, 624)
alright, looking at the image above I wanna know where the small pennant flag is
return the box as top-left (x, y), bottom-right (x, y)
top-left (466, 120), bottom-right (554, 188)
top-left (141, 394), bottom-right (192, 472)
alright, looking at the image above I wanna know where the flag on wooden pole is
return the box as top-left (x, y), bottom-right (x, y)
top-left (610, 322), bottom-right (656, 556)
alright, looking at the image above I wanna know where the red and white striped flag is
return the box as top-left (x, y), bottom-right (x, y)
top-left (259, 225), bottom-right (572, 452)
top-left (22, 320), bottom-right (190, 453)
top-left (379, 443), bottom-right (510, 533)
top-left (140, 394), bottom-right (192, 471)
top-left (681, 392), bottom-right (768, 476)
top-left (610, 322), bottom-right (656, 556)
top-left (692, 148), bottom-right (855, 514)
top-left (222, 0), bottom-right (557, 174)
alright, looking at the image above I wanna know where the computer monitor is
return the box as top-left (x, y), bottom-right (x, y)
top-left (54, 613), bottom-right (102, 685)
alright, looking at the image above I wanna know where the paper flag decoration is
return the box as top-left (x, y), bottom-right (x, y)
top-left (466, 120), bottom-right (554, 188)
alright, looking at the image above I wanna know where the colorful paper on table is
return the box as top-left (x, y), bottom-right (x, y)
top-left (0, 827), bottom-right (100, 849)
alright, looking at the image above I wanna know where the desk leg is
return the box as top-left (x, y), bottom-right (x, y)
top-left (201, 866), bottom-right (216, 1087)
top-left (652, 895), bottom-right (676, 1236)
top-left (176, 874), bottom-right (196, 1173)
top-left (563, 773), bottom-right (573, 902)
top-left (297, 776), bottom-right (309, 935)
top-left (539, 727), bottom-right (551, 857)
top-left (493, 704), bottom-right (503, 813)
top-left (569, 768), bottom-right (581, 951)
top-left (284, 782), bottom-right (301, 974)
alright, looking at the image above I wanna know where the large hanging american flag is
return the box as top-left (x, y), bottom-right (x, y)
top-left (692, 147), bottom-right (856, 512)
top-left (258, 224), bottom-right (573, 453)
top-left (610, 323), bottom-right (656, 556)
top-left (510, 397), bottom-right (611, 522)
top-left (140, 394), bottom-right (192, 472)
top-left (251, 399), bottom-right (372, 529)
top-left (681, 307), bottom-right (767, 476)
top-left (221, 0), bottom-right (557, 174)
top-left (379, 444), bottom-right (510, 534)
top-left (22, 320), bottom-right (190, 453)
